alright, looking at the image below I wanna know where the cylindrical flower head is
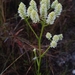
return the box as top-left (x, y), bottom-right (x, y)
top-left (27, 6), bottom-right (33, 17)
top-left (50, 40), bottom-right (57, 48)
top-left (46, 32), bottom-right (52, 40)
top-left (29, 0), bottom-right (37, 11)
top-left (58, 34), bottom-right (63, 40)
top-left (40, 0), bottom-right (50, 10)
top-left (47, 0), bottom-right (50, 10)
top-left (52, 35), bottom-right (59, 42)
top-left (18, 2), bottom-right (27, 19)
top-left (54, 3), bottom-right (62, 17)
top-left (30, 9), bottom-right (40, 23)
top-left (40, 4), bottom-right (47, 19)
top-left (51, 0), bottom-right (58, 9)
top-left (40, 0), bottom-right (47, 6)
top-left (46, 12), bottom-right (56, 25)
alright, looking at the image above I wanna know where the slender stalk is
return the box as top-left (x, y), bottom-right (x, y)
top-left (38, 25), bottom-right (44, 57)
top-left (41, 46), bottom-right (50, 58)
top-left (33, 49), bottom-right (39, 67)
top-left (37, 21), bottom-right (45, 75)
top-left (25, 18), bottom-right (39, 40)
top-left (37, 45), bottom-right (50, 75)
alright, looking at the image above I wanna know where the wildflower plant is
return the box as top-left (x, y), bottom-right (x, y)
top-left (18, 0), bottom-right (63, 75)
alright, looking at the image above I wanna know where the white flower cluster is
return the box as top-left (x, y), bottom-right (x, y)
top-left (18, 2), bottom-right (27, 19)
top-left (51, 0), bottom-right (58, 9)
top-left (18, 0), bottom-right (39, 23)
top-left (40, 0), bottom-right (50, 10)
top-left (40, 0), bottom-right (50, 19)
top-left (29, 0), bottom-right (37, 11)
top-left (54, 3), bottom-right (62, 17)
top-left (46, 32), bottom-right (52, 40)
top-left (18, 0), bottom-right (62, 24)
top-left (30, 10), bottom-right (40, 23)
top-left (40, 4), bottom-right (47, 19)
top-left (46, 32), bottom-right (63, 48)
top-left (46, 12), bottom-right (56, 24)
top-left (27, 0), bottom-right (39, 23)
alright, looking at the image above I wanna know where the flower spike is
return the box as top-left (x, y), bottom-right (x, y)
top-left (29, 0), bottom-right (37, 11)
top-left (51, 0), bottom-right (58, 9)
top-left (30, 9), bottom-right (40, 23)
top-left (46, 12), bottom-right (56, 25)
top-left (27, 6), bottom-right (33, 17)
top-left (54, 3), bottom-right (62, 17)
top-left (40, 4), bottom-right (47, 20)
top-left (18, 2), bottom-right (27, 19)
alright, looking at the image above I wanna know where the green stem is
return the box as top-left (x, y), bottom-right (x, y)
top-left (38, 25), bottom-right (44, 56)
top-left (41, 46), bottom-right (50, 58)
top-left (24, 18), bottom-right (39, 40)
top-left (33, 50), bottom-right (39, 67)
top-left (37, 22), bottom-right (45, 75)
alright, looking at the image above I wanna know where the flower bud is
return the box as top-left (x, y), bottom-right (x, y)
top-left (54, 3), bottom-right (62, 17)
top-left (46, 32), bottom-right (52, 40)
top-left (46, 12), bottom-right (56, 25)
top-left (30, 9), bottom-right (40, 23)
top-left (18, 2), bottom-right (27, 19)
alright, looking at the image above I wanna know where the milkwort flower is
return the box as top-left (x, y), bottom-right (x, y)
top-left (58, 34), bottom-right (63, 40)
top-left (27, 6), bottom-right (33, 17)
top-left (51, 0), bottom-right (58, 9)
top-left (54, 3), bottom-right (62, 17)
top-left (30, 9), bottom-right (40, 23)
top-left (50, 40), bottom-right (57, 48)
top-left (47, 0), bottom-right (50, 10)
top-left (46, 32), bottom-right (52, 40)
top-left (46, 12), bottom-right (56, 25)
top-left (18, 0), bottom-right (62, 24)
top-left (18, 2), bottom-right (27, 19)
top-left (52, 35), bottom-right (59, 42)
top-left (45, 32), bottom-right (63, 48)
top-left (40, 4), bottom-right (47, 20)
top-left (29, 0), bottom-right (37, 11)
top-left (40, 0), bottom-right (50, 10)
